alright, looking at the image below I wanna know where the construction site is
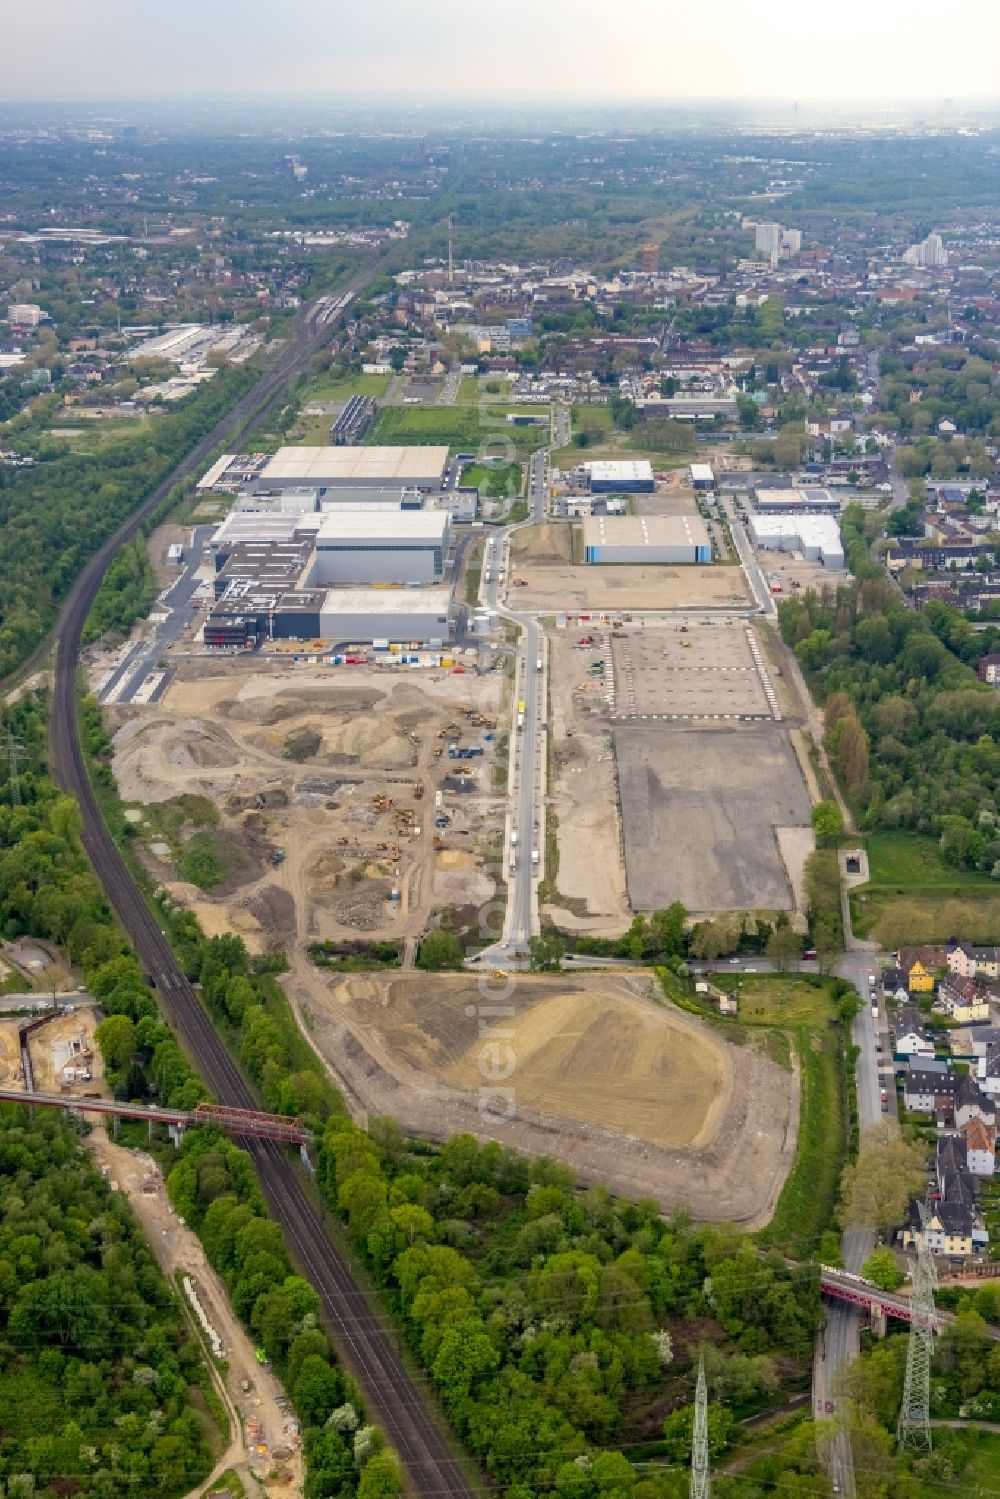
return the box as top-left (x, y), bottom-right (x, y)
top-left (544, 614), bottom-right (815, 925)
top-left (103, 659), bottom-right (507, 959)
top-left (0, 1002), bottom-right (104, 1098)
top-left (508, 523), bottom-right (750, 611)
top-left (304, 970), bottom-right (799, 1224)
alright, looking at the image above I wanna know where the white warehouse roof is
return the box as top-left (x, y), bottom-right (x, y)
top-left (260, 446), bottom-right (449, 485)
top-left (320, 587), bottom-right (451, 616)
top-left (749, 513), bottom-right (844, 567)
top-left (588, 460), bottom-right (654, 484)
top-left (690, 463), bottom-right (715, 483)
top-left (316, 510), bottom-right (448, 543)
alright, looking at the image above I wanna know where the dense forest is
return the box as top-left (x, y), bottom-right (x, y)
top-left (0, 365), bottom-right (254, 680)
top-left (0, 1107), bottom-right (215, 1497)
top-left (778, 562), bottom-right (1000, 870)
top-left (317, 1120), bottom-right (824, 1497)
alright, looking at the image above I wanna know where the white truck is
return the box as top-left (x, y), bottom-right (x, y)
top-left (536, 657), bottom-right (543, 673)
top-left (531, 848), bottom-right (539, 867)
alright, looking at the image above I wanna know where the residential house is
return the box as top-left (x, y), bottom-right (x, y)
top-left (904, 1057), bottom-right (956, 1113)
top-left (962, 1116), bottom-right (996, 1177)
top-left (938, 975), bottom-right (992, 1025)
top-left (977, 1045), bottom-right (1000, 1105)
top-left (898, 947), bottom-right (945, 994)
top-left (947, 941), bottom-right (1000, 979)
top-left (978, 655), bottom-right (1000, 686)
top-left (902, 1136), bottom-right (989, 1258)
top-left (882, 967), bottom-right (910, 1003)
top-left (953, 1075), bottom-right (997, 1131)
top-left (894, 1005), bottom-right (936, 1059)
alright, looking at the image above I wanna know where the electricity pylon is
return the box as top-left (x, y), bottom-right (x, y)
top-left (897, 1205), bottom-right (937, 1451)
top-left (691, 1351), bottom-right (710, 1499)
top-left (6, 731), bottom-right (22, 808)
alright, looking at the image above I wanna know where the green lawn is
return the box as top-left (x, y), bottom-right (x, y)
top-left (462, 461), bottom-right (523, 497)
top-left (865, 831), bottom-right (996, 889)
top-left (702, 974), bottom-right (848, 1260)
top-left (365, 405), bottom-right (546, 458)
top-left (304, 372), bottom-right (391, 402)
top-left (851, 831), bottom-right (1000, 944)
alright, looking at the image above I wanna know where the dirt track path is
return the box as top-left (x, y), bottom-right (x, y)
top-left (85, 1126), bottom-right (303, 1498)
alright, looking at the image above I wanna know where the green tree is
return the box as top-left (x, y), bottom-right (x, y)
top-left (862, 1248), bottom-right (904, 1292)
top-left (94, 1013), bottom-right (137, 1072)
top-left (416, 929), bottom-right (464, 970)
top-left (811, 801), bottom-right (844, 848)
top-left (840, 1126), bottom-right (927, 1230)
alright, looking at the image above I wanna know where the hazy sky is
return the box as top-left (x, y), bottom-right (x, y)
top-left (4, 0), bottom-right (1000, 104)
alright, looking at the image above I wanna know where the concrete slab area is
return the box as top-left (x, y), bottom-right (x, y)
top-left (613, 722), bottom-right (812, 913)
top-left (611, 623), bottom-right (771, 718)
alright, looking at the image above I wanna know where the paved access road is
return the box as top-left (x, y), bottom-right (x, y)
top-left (46, 284), bottom-right (479, 1499)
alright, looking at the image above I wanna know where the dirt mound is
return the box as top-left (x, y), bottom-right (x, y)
top-left (306, 972), bottom-right (797, 1223)
top-left (335, 885), bottom-right (391, 930)
top-left (164, 722), bottom-right (239, 772)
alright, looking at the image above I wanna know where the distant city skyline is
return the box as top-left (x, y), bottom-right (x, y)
top-left (4, 0), bottom-right (1000, 106)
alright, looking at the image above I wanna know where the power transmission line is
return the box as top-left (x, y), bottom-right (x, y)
top-left (897, 1203), bottom-right (937, 1452)
top-left (691, 1351), bottom-right (711, 1499)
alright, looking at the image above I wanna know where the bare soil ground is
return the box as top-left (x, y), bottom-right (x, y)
top-left (509, 542), bottom-right (750, 611)
top-left (85, 1129), bottom-right (302, 1499)
top-left (26, 1008), bottom-right (105, 1095)
top-left (303, 970), bottom-right (798, 1225)
top-left (544, 625), bottom-right (629, 929)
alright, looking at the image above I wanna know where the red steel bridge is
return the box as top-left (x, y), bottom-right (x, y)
top-left (821, 1265), bottom-right (1000, 1339)
top-left (0, 1087), bottom-right (312, 1146)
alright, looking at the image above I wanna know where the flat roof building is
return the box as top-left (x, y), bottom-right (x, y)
top-left (749, 514), bottom-right (845, 569)
top-left (311, 510), bottom-right (450, 585)
top-left (752, 485), bottom-right (840, 513)
top-left (318, 587), bottom-right (452, 644)
top-left (587, 460), bottom-right (654, 493)
top-left (582, 514), bottom-right (712, 565)
top-left (259, 445), bottom-right (450, 491)
top-left (690, 462), bottom-right (715, 489)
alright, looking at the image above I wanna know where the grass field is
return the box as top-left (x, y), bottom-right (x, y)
top-left (462, 461), bottom-right (522, 497)
top-left (366, 405), bottom-right (547, 457)
top-left (851, 831), bottom-right (1000, 944)
top-left (709, 974), bottom-right (848, 1259)
top-left (304, 372), bottom-right (391, 402)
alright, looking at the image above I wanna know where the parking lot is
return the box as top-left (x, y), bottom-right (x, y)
top-left (610, 622), bottom-right (776, 719)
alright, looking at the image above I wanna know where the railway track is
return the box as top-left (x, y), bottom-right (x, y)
top-left (45, 288), bottom-right (480, 1499)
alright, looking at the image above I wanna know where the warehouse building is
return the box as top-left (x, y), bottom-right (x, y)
top-left (690, 462), bottom-right (716, 490)
top-left (587, 460), bottom-right (655, 493)
top-left (749, 514), bottom-right (845, 569)
top-left (310, 510), bottom-right (450, 584)
top-left (257, 445), bottom-right (450, 492)
top-left (582, 514), bottom-right (712, 564)
top-left (318, 587), bottom-right (452, 644)
top-left (204, 585), bottom-right (452, 648)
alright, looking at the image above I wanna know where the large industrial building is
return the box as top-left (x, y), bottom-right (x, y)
top-left (317, 588), bottom-right (452, 644)
top-left (582, 514), bottom-right (712, 564)
top-left (257, 445), bottom-right (450, 491)
top-left (749, 514), bottom-right (845, 569)
top-left (587, 460), bottom-right (655, 493)
top-left (311, 511), bottom-right (450, 584)
top-left (204, 585), bottom-right (452, 648)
